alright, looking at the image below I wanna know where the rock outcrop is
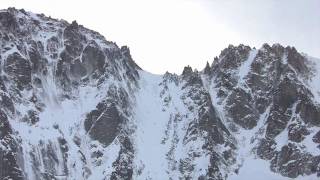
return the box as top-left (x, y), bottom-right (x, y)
top-left (0, 8), bottom-right (319, 180)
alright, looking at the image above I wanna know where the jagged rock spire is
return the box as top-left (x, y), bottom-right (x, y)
top-left (182, 65), bottom-right (193, 76)
top-left (204, 61), bottom-right (211, 75)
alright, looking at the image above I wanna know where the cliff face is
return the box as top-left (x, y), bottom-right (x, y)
top-left (204, 44), bottom-right (320, 179)
top-left (0, 8), bottom-right (319, 180)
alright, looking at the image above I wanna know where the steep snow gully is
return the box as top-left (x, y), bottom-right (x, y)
top-left (0, 8), bottom-right (320, 180)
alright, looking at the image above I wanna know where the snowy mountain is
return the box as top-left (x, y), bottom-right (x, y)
top-left (0, 8), bottom-right (319, 180)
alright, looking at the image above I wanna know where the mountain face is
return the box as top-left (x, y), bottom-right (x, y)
top-left (0, 8), bottom-right (319, 180)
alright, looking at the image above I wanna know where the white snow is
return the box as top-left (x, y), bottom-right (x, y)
top-left (237, 49), bottom-right (258, 87)
top-left (88, 140), bottom-right (121, 180)
top-left (229, 155), bottom-right (319, 180)
top-left (307, 56), bottom-right (320, 104)
top-left (228, 157), bottom-right (291, 180)
top-left (10, 81), bottom-right (110, 179)
top-left (133, 71), bottom-right (171, 179)
top-left (274, 127), bottom-right (289, 151)
top-left (133, 71), bottom-right (211, 179)
top-left (2, 9), bottom-right (320, 179)
top-left (300, 127), bottom-right (320, 156)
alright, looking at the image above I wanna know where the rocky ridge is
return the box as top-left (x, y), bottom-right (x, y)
top-left (0, 8), bottom-right (319, 180)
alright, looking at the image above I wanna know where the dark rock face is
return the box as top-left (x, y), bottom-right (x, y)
top-left (85, 102), bottom-right (122, 146)
top-left (0, 8), bottom-right (319, 180)
top-left (271, 143), bottom-right (320, 178)
top-left (84, 83), bottom-right (133, 147)
top-left (216, 44), bottom-right (251, 71)
top-left (0, 10), bottom-right (18, 32)
top-left (313, 131), bottom-right (320, 144)
top-left (286, 46), bottom-right (309, 75)
top-left (4, 52), bottom-right (31, 89)
top-left (287, 123), bottom-right (309, 142)
top-left (0, 110), bottom-right (24, 180)
top-left (0, 8), bottom-right (140, 180)
top-left (81, 41), bottom-right (105, 74)
top-left (226, 88), bottom-right (258, 129)
top-left (55, 21), bottom-right (87, 91)
top-left (111, 136), bottom-right (134, 180)
top-left (26, 140), bottom-right (68, 180)
top-left (0, 77), bottom-right (15, 114)
top-left (28, 41), bottom-right (44, 73)
top-left (257, 139), bottom-right (277, 160)
top-left (297, 99), bottom-right (320, 126)
top-left (68, 41), bottom-right (105, 81)
top-left (0, 111), bottom-right (13, 143)
top-left (208, 43), bottom-right (320, 178)
top-left (209, 44), bottom-right (256, 130)
top-left (70, 59), bottom-right (87, 79)
top-left (63, 21), bottom-right (85, 60)
top-left (247, 45), bottom-right (320, 177)
top-left (159, 70), bottom-right (235, 179)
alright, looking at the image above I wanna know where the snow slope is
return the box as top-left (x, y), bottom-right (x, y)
top-left (0, 8), bottom-right (320, 180)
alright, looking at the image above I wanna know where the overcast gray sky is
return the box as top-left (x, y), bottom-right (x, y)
top-left (1, 0), bottom-right (319, 74)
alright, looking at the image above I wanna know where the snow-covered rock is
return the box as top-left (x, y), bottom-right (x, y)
top-left (0, 8), bottom-right (319, 180)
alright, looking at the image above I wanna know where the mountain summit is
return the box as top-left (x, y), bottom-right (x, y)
top-left (0, 8), bottom-right (319, 180)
